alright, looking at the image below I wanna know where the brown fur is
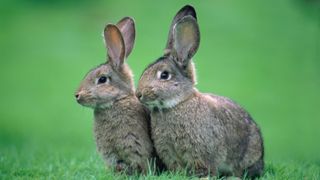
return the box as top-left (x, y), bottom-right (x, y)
top-left (75, 17), bottom-right (154, 174)
top-left (94, 95), bottom-right (153, 173)
top-left (136, 5), bottom-right (264, 178)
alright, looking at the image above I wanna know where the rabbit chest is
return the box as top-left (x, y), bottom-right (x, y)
top-left (93, 99), bottom-right (152, 167)
top-left (150, 94), bottom-right (229, 169)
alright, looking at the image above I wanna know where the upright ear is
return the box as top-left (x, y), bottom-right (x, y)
top-left (166, 5), bottom-right (197, 51)
top-left (116, 17), bottom-right (135, 58)
top-left (172, 15), bottom-right (200, 66)
top-left (104, 24), bottom-right (125, 69)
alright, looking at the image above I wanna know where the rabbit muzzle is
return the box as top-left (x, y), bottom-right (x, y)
top-left (75, 90), bottom-right (85, 103)
top-left (136, 87), bottom-right (159, 106)
top-left (75, 90), bottom-right (95, 107)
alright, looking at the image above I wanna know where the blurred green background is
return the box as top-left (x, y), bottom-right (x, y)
top-left (1, 0), bottom-right (320, 176)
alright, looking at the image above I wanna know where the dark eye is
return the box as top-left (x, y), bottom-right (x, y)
top-left (157, 71), bottom-right (171, 80)
top-left (97, 76), bottom-right (108, 84)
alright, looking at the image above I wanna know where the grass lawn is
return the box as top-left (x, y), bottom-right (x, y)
top-left (1, 146), bottom-right (320, 179)
top-left (1, 0), bottom-right (320, 179)
top-left (1, 141), bottom-right (319, 179)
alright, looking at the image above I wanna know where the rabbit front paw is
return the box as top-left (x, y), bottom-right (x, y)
top-left (115, 160), bottom-right (135, 175)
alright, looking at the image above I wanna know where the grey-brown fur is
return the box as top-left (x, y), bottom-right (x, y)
top-left (94, 95), bottom-right (153, 173)
top-left (136, 5), bottom-right (264, 178)
top-left (75, 17), bottom-right (153, 174)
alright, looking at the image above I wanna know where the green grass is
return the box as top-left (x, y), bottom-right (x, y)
top-left (1, 141), bottom-right (319, 179)
top-left (1, 0), bottom-right (320, 179)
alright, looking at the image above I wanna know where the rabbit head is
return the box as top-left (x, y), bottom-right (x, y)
top-left (75, 17), bottom-right (136, 109)
top-left (136, 6), bottom-right (200, 110)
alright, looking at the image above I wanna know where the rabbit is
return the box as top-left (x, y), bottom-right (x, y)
top-left (136, 5), bottom-right (264, 178)
top-left (75, 17), bottom-right (154, 174)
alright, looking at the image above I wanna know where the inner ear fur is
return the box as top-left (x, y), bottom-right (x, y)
top-left (166, 5), bottom-right (197, 51)
top-left (172, 15), bottom-right (200, 66)
top-left (104, 24), bottom-right (125, 69)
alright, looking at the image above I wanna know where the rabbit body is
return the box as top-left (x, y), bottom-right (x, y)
top-left (150, 90), bottom-right (263, 177)
top-left (75, 17), bottom-right (153, 174)
top-left (136, 5), bottom-right (264, 177)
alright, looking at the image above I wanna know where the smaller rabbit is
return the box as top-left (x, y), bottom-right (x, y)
top-left (75, 17), bottom-right (153, 174)
top-left (136, 5), bottom-right (264, 178)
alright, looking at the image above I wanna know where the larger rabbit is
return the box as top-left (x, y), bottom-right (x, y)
top-left (136, 5), bottom-right (264, 178)
top-left (75, 17), bottom-right (153, 174)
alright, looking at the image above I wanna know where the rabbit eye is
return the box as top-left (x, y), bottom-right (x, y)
top-left (97, 76), bottom-right (108, 84)
top-left (157, 71), bottom-right (171, 80)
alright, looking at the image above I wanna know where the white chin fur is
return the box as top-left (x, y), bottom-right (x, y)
top-left (146, 96), bottom-right (182, 110)
top-left (162, 96), bottom-right (181, 109)
top-left (96, 102), bottom-right (113, 109)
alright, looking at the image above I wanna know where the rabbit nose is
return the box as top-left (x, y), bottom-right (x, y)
top-left (136, 91), bottom-right (142, 100)
top-left (75, 93), bottom-right (80, 100)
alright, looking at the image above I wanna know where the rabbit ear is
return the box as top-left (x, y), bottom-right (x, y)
top-left (172, 15), bottom-right (200, 66)
top-left (104, 24), bottom-right (125, 69)
top-left (116, 17), bottom-right (135, 58)
top-left (165, 5), bottom-right (197, 51)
